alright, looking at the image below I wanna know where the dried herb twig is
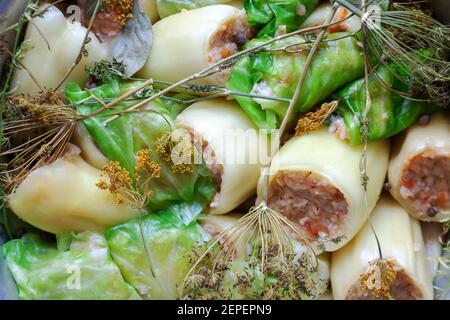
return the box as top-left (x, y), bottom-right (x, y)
top-left (98, 17), bottom-right (356, 125)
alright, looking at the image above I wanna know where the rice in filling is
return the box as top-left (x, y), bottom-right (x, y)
top-left (400, 152), bottom-right (450, 218)
top-left (267, 170), bottom-right (348, 240)
top-left (208, 13), bottom-right (252, 65)
top-left (346, 262), bottom-right (424, 300)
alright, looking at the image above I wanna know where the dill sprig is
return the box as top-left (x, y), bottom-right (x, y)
top-left (96, 149), bottom-right (161, 280)
top-left (184, 160), bottom-right (325, 295)
top-left (86, 58), bottom-right (127, 83)
top-left (0, 0), bottom-right (42, 239)
top-left (103, 0), bottom-right (134, 26)
top-left (155, 133), bottom-right (197, 174)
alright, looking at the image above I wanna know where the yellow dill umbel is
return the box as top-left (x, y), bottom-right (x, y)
top-left (97, 150), bottom-right (161, 208)
top-left (155, 133), bottom-right (196, 174)
top-left (135, 149), bottom-right (161, 197)
top-left (359, 258), bottom-right (397, 300)
top-left (295, 100), bottom-right (339, 136)
top-left (103, 0), bottom-right (134, 26)
top-left (96, 161), bottom-right (134, 205)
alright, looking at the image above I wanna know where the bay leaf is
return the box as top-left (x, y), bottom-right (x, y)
top-left (111, 0), bottom-right (152, 77)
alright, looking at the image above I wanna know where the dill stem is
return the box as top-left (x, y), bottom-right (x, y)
top-left (137, 209), bottom-right (156, 279)
top-left (360, 0), bottom-right (384, 261)
top-left (123, 78), bottom-right (292, 103)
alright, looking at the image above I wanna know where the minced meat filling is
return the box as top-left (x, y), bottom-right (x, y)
top-left (208, 14), bottom-right (253, 64)
top-left (267, 170), bottom-right (348, 240)
top-left (347, 264), bottom-right (424, 300)
top-left (400, 153), bottom-right (450, 218)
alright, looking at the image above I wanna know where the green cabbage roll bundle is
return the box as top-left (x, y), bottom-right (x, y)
top-left (335, 62), bottom-right (438, 145)
top-left (227, 32), bottom-right (365, 129)
top-left (2, 232), bottom-right (140, 300)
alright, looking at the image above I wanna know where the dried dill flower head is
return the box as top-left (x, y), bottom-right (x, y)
top-left (0, 91), bottom-right (78, 191)
top-left (7, 91), bottom-right (76, 124)
top-left (184, 241), bottom-right (323, 300)
top-left (361, 3), bottom-right (450, 106)
top-left (295, 101), bottom-right (339, 136)
top-left (135, 149), bottom-right (161, 197)
top-left (155, 132), bottom-right (198, 174)
top-left (97, 161), bottom-right (136, 206)
top-left (359, 258), bottom-right (397, 300)
top-left (97, 149), bottom-right (161, 209)
top-left (103, 0), bottom-right (134, 26)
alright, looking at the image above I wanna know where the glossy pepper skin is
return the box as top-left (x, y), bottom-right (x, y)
top-left (336, 62), bottom-right (438, 145)
top-left (245, 0), bottom-right (320, 37)
top-left (227, 32), bottom-right (365, 129)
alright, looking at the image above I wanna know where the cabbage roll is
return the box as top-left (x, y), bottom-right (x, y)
top-left (227, 33), bottom-right (364, 129)
top-left (333, 62), bottom-right (437, 145)
top-left (66, 79), bottom-right (216, 223)
top-left (105, 212), bottom-right (208, 299)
